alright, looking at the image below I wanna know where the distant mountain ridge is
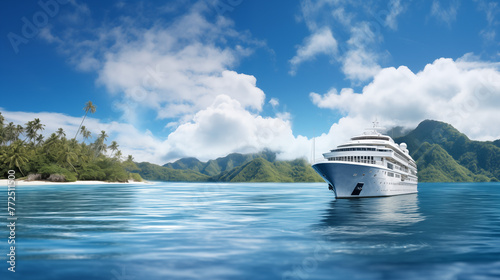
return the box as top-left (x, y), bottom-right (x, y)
top-left (134, 120), bottom-right (500, 183)
top-left (163, 150), bottom-right (276, 176)
top-left (136, 150), bottom-right (323, 182)
top-left (395, 120), bottom-right (500, 182)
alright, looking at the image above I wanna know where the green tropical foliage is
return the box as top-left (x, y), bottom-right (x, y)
top-left (0, 109), bottom-right (142, 183)
top-left (395, 120), bottom-right (500, 182)
top-left (136, 152), bottom-right (323, 183)
top-left (212, 157), bottom-right (323, 182)
top-left (163, 150), bottom-right (277, 176)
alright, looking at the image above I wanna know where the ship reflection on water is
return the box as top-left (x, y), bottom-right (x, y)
top-left (314, 194), bottom-right (427, 255)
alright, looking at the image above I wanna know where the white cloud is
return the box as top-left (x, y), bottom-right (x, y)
top-left (430, 0), bottom-right (460, 26)
top-left (295, 1), bottom-right (385, 82)
top-left (269, 98), bottom-right (279, 108)
top-left (341, 22), bottom-right (382, 82)
top-left (311, 56), bottom-right (500, 142)
top-left (165, 95), bottom-right (310, 161)
top-left (475, 0), bottom-right (499, 42)
top-left (31, 1), bottom-right (320, 164)
top-left (289, 27), bottom-right (338, 75)
top-left (385, 0), bottom-right (404, 30)
top-left (95, 17), bottom-right (265, 120)
top-left (332, 7), bottom-right (353, 27)
top-left (40, 2), bottom-right (265, 123)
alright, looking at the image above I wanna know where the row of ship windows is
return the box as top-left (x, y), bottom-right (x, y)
top-left (387, 162), bottom-right (411, 174)
top-left (332, 147), bottom-right (391, 152)
top-left (353, 171), bottom-right (417, 182)
top-left (329, 156), bottom-right (376, 164)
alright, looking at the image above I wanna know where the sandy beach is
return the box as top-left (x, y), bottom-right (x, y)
top-left (0, 179), bottom-right (151, 186)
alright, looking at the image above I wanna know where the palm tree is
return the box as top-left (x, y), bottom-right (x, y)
top-left (75, 101), bottom-right (96, 140)
top-left (0, 113), bottom-right (4, 144)
top-left (98, 130), bottom-right (108, 141)
top-left (57, 143), bottom-right (78, 172)
top-left (56, 128), bottom-right (66, 139)
top-left (81, 126), bottom-right (92, 143)
top-left (68, 138), bottom-right (79, 148)
top-left (24, 120), bottom-right (35, 142)
top-left (35, 134), bottom-right (44, 146)
top-left (1, 141), bottom-right (29, 176)
top-left (0, 128), bottom-right (4, 146)
top-left (109, 141), bottom-right (119, 156)
top-left (32, 118), bottom-right (44, 138)
top-left (92, 130), bottom-right (108, 158)
top-left (114, 150), bottom-right (123, 161)
top-left (14, 124), bottom-right (24, 143)
top-left (44, 133), bottom-right (59, 147)
top-left (2, 123), bottom-right (23, 145)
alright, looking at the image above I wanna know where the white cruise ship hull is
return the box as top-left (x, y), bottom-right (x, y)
top-left (312, 162), bottom-right (418, 198)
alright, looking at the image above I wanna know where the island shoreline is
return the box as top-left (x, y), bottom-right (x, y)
top-left (0, 179), bottom-right (151, 186)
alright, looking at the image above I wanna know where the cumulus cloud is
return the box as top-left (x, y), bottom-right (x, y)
top-left (165, 95), bottom-right (310, 161)
top-left (342, 22), bottom-right (382, 82)
top-left (289, 27), bottom-right (338, 75)
top-left (96, 15), bottom-right (265, 121)
top-left (40, 2), bottom-right (265, 124)
top-left (29, 1), bottom-right (323, 164)
top-left (310, 56), bottom-right (500, 141)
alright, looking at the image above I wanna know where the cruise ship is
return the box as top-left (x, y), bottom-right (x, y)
top-left (312, 123), bottom-right (418, 198)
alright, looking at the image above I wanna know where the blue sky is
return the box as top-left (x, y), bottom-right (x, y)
top-left (1, 0), bottom-right (500, 164)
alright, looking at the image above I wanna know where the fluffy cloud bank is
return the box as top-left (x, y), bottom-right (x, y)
top-left (41, 2), bottom-right (266, 124)
top-left (166, 95), bottom-right (310, 161)
top-left (311, 56), bottom-right (500, 142)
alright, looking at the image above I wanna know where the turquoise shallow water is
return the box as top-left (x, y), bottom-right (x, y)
top-left (1, 182), bottom-right (500, 279)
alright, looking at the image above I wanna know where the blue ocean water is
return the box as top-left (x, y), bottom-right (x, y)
top-left (1, 182), bottom-right (500, 280)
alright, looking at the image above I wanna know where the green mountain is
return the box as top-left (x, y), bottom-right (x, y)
top-left (163, 150), bottom-right (276, 176)
top-left (136, 162), bottom-right (209, 182)
top-left (211, 158), bottom-right (323, 182)
top-left (395, 120), bottom-right (500, 182)
top-left (136, 151), bottom-right (322, 183)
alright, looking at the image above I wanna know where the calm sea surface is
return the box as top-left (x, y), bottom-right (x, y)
top-left (1, 182), bottom-right (500, 280)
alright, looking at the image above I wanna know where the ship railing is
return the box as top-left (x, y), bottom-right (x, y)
top-left (312, 158), bottom-right (329, 164)
top-left (321, 158), bottom-right (377, 165)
